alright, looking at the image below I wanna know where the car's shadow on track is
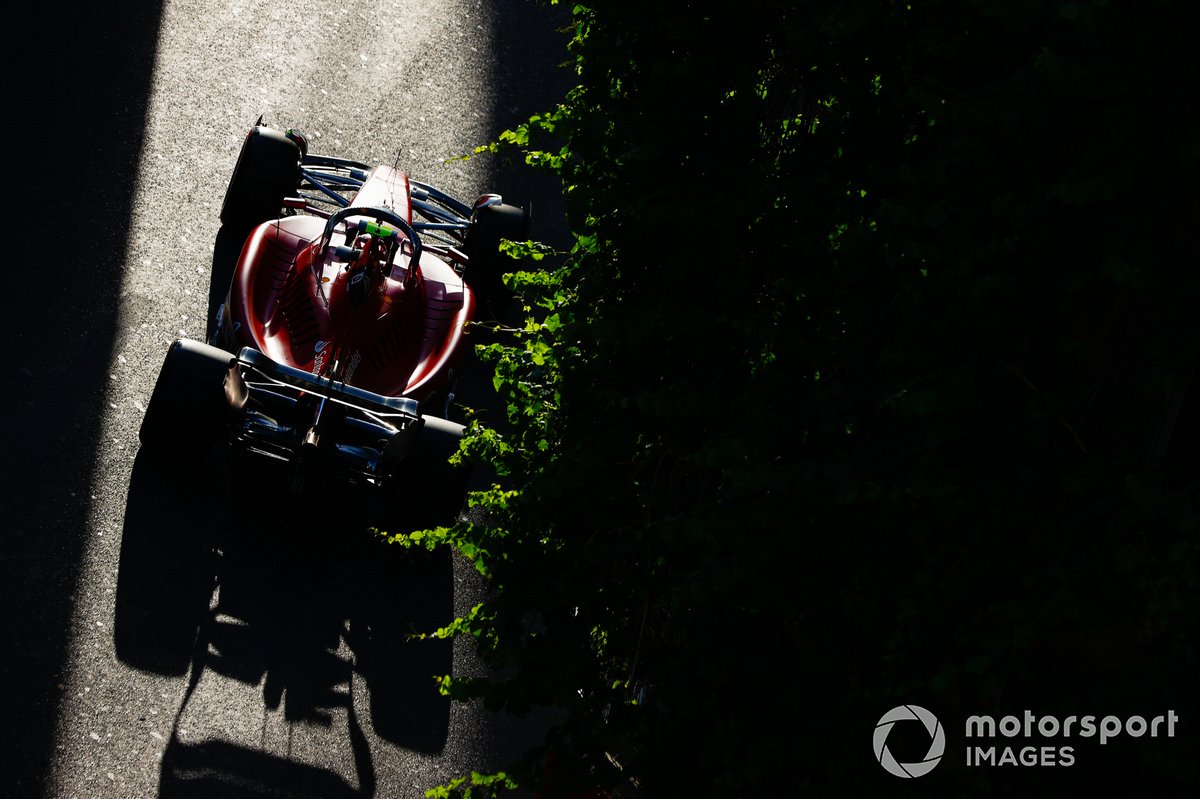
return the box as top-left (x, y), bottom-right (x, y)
top-left (115, 446), bottom-right (454, 796)
top-left (158, 737), bottom-right (369, 799)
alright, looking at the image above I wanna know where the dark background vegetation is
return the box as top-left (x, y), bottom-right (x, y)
top-left (408, 0), bottom-right (1200, 797)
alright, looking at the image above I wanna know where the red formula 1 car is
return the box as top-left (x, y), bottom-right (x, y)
top-left (139, 122), bottom-right (528, 516)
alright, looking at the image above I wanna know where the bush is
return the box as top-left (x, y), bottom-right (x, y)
top-left (396, 2), bottom-right (1200, 796)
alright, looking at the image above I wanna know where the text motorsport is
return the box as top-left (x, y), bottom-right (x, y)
top-left (874, 706), bottom-right (1180, 777)
top-left (964, 710), bottom-right (1180, 767)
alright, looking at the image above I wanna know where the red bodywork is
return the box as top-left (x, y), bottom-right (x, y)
top-left (220, 166), bottom-right (474, 405)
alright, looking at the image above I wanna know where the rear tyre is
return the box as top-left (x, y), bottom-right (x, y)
top-left (139, 339), bottom-right (237, 455)
top-left (219, 125), bottom-right (302, 230)
top-left (389, 415), bottom-right (469, 530)
top-left (464, 201), bottom-right (530, 319)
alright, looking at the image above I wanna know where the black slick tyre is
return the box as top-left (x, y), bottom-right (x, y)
top-left (464, 201), bottom-right (530, 317)
top-left (391, 415), bottom-right (469, 529)
top-left (219, 125), bottom-right (301, 230)
top-left (139, 339), bottom-right (238, 455)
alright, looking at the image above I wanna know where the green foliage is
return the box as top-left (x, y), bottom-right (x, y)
top-left (424, 771), bottom-right (518, 799)
top-left (411, 1), bottom-right (1200, 796)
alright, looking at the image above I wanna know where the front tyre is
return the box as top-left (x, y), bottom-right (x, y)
top-left (219, 125), bottom-right (302, 230)
top-left (464, 201), bottom-right (530, 319)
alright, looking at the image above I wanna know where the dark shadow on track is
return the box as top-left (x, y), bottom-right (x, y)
top-left (115, 446), bottom-right (455, 796)
top-left (160, 738), bottom-right (368, 799)
top-left (480, 0), bottom-right (575, 252)
top-left (114, 449), bottom-right (224, 676)
top-left (0, 5), bottom-right (165, 795)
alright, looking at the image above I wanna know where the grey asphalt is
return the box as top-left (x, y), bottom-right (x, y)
top-left (0, 1), bottom-right (570, 796)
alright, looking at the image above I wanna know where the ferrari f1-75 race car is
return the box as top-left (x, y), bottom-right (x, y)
top-left (138, 122), bottom-right (528, 516)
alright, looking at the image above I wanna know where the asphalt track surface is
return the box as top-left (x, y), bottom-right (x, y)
top-left (1, 2), bottom-right (571, 796)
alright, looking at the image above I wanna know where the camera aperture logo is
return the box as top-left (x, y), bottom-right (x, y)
top-left (874, 705), bottom-right (946, 778)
